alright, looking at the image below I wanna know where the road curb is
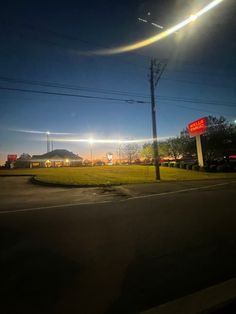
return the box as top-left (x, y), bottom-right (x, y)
top-left (31, 175), bottom-right (121, 188)
top-left (140, 278), bottom-right (236, 314)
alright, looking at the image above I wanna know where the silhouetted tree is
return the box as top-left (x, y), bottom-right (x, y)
top-left (122, 144), bottom-right (140, 164)
top-left (15, 153), bottom-right (32, 168)
top-left (18, 153), bottom-right (32, 160)
top-left (201, 116), bottom-right (236, 161)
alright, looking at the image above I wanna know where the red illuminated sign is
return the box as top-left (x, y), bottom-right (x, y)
top-left (7, 154), bottom-right (17, 162)
top-left (188, 117), bottom-right (207, 137)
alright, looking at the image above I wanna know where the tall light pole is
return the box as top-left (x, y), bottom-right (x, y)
top-left (89, 137), bottom-right (94, 166)
top-left (117, 141), bottom-right (122, 164)
top-left (46, 131), bottom-right (50, 153)
top-left (149, 59), bottom-right (167, 180)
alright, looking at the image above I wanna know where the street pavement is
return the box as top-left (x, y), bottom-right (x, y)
top-left (0, 177), bottom-right (236, 314)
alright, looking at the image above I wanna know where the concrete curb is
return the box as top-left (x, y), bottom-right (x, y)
top-left (31, 175), bottom-right (121, 188)
top-left (140, 278), bottom-right (236, 314)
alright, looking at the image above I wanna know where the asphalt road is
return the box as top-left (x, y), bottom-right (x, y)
top-left (1, 178), bottom-right (236, 314)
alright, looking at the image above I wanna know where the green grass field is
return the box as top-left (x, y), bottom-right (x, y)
top-left (0, 166), bottom-right (236, 186)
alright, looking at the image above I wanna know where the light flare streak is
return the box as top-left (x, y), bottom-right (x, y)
top-left (94, 0), bottom-right (225, 55)
top-left (9, 128), bottom-right (73, 135)
top-left (52, 137), bottom-right (170, 144)
top-left (8, 128), bottom-right (174, 143)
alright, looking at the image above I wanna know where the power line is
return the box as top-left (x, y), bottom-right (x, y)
top-left (2, 20), bottom-right (236, 80)
top-left (160, 76), bottom-right (236, 90)
top-left (137, 53), bottom-right (236, 79)
top-left (0, 20), bottom-right (149, 70)
top-left (0, 85), bottom-right (234, 117)
top-left (164, 66), bottom-right (236, 79)
top-left (2, 21), bottom-right (236, 98)
top-left (0, 86), bottom-right (149, 104)
top-left (163, 102), bottom-right (235, 118)
top-left (158, 96), bottom-right (236, 108)
top-left (0, 76), bottom-right (148, 99)
top-left (0, 76), bottom-right (235, 108)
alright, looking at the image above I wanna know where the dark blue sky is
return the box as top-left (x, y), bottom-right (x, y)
top-left (0, 0), bottom-right (236, 161)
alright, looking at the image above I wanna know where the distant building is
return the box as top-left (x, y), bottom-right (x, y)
top-left (30, 149), bottom-right (83, 168)
top-left (13, 149), bottom-right (83, 168)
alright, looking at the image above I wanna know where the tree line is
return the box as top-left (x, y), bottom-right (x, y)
top-left (121, 116), bottom-right (236, 165)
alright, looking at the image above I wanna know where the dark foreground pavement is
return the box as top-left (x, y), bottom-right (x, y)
top-left (0, 179), bottom-right (236, 313)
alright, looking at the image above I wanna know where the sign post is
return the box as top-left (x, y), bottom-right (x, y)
top-left (195, 135), bottom-right (204, 167)
top-left (188, 117), bottom-right (207, 167)
top-left (107, 153), bottom-right (113, 166)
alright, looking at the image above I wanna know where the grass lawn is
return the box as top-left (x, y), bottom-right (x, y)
top-left (0, 166), bottom-right (236, 186)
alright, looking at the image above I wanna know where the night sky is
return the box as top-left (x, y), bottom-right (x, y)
top-left (0, 0), bottom-right (236, 162)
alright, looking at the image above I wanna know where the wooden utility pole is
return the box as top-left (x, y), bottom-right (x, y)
top-left (149, 58), bottom-right (167, 180)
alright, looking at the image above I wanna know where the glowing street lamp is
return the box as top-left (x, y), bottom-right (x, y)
top-left (46, 131), bottom-right (50, 153)
top-left (89, 137), bottom-right (94, 166)
top-left (65, 158), bottom-right (70, 166)
top-left (117, 140), bottom-right (122, 164)
top-left (189, 14), bottom-right (198, 22)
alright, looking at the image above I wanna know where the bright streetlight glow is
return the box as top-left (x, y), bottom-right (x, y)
top-left (93, 0), bottom-right (225, 55)
top-left (88, 137), bottom-right (94, 145)
top-left (189, 14), bottom-right (198, 22)
top-left (88, 138), bottom-right (94, 165)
